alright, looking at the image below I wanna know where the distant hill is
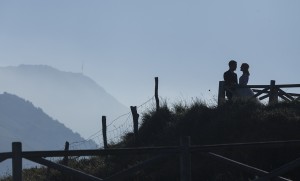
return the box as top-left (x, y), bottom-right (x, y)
top-left (0, 65), bottom-right (128, 139)
top-left (0, 92), bottom-right (96, 151)
top-left (0, 92), bottom-right (97, 175)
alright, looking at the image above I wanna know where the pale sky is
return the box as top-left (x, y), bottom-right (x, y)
top-left (0, 0), bottom-right (299, 107)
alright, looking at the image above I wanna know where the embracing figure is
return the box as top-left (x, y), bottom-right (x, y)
top-left (223, 60), bottom-right (238, 101)
top-left (235, 63), bottom-right (255, 98)
top-left (223, 61), bottom-right (255, 101)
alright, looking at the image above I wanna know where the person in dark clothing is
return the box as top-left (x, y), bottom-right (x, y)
top-left (223, 60), bottom-right (238, 100)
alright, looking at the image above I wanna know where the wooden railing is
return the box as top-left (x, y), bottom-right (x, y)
top-left (218, 80), bottom-right (300, 105)
top-left (2, 137), bottom-right (300, 181)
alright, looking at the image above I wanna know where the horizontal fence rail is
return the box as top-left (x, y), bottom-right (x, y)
top-left (23, 146), bottom-right (180, 158)
top-left (218, 80), bottom-right (300, 105)
top-left (237, 84), bottom-right (300, 89)
top-left (190, 140), bottom-right (300, 152)
top-left (0, 152), bottom-right (12, 162)
top-left (1, 138), bottom-right (300, 181)
top-left (2, 140), bottom-right (300, 160)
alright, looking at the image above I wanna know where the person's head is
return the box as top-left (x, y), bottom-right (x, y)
top-left (240, 63), bottom-right (250, 75)
top-left (228, 60), bottom-right (237, 71)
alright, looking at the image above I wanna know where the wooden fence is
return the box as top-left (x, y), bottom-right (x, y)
top-left (2, 78), bottom-right (300, 180)
top-left (1, 137), bottom-right (300, 181)
top-left (218, 80), bottom-right (300, 105)
top-left (100, 77), bottom-right (159, 147)
top-left (0, 77), bottom-right (162, 181)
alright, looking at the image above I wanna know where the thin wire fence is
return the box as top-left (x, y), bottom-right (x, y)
top-left (0, 79), bottom-right (158, 176)
top-left (67, 96), bottom-right (156, 150)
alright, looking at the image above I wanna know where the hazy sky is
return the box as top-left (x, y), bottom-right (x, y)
top-left (0, 0), bottom-right (299, 107)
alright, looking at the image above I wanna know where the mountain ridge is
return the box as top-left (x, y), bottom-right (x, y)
top-left (0, 65), bottom-right (129, 139)
top-left (0, 92), bottom-right (96, 151)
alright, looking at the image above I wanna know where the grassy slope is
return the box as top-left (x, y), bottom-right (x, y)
top-left (2, 100), bottom-right (300, 181)
top-left (128, 100), bottom-right (300, 180)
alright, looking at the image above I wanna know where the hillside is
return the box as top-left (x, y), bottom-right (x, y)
top-left (0, 92), bottom-right (97, 176)
top-left (0, 65), bottom-right (128, 139)
top-left (0, 92), bottom-right (96, 151)
top-left (3, 100), bottom-right (300, 180)
top-left (123, 100), bottom-right (300, 180)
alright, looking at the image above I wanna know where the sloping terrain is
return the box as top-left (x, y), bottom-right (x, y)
top-left (0, 65), bottom-right (128, 138)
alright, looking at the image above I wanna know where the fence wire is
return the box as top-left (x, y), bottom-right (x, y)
top-left (67, 96), bottom-right (155, 150)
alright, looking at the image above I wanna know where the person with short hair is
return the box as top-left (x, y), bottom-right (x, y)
top-left (223, 60), bottom-right (238, 101)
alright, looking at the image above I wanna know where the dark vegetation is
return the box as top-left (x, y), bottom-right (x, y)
top-left (2, 100), bottom-right (300, 181)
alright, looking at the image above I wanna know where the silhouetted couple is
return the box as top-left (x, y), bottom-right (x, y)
top-left (223, 60), bottom-right (254, 101)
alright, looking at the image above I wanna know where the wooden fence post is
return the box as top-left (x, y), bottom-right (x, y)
top-left (218, 81), bottom-right (226, 106)
top-left (269, 80), bottom-right (278, 105)
top-left (180, 136), bottom-right (191, 181)
top-left (155, 77), bottom-right (160, 111)
top-left (130, 106), bottom-right (139, 144)
top-left (102, 116), bottom-right (108, 149)
top-left (63, 141), bottom-right (70, 181)
top-left (12, 142), bottom-right (22, 181)
top-left (63, 141), bottom-right (69, 165)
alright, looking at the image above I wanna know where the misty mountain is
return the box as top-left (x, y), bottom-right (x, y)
top-left (0, 65), bottom-right (128, 139)
top-left (0, 92), bottom-right (97, 175)
top-left (0, 92), bottom-right (96, 151)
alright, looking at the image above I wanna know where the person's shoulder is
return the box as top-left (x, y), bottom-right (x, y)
top-left (224, 70), bottom-right (230, 75)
